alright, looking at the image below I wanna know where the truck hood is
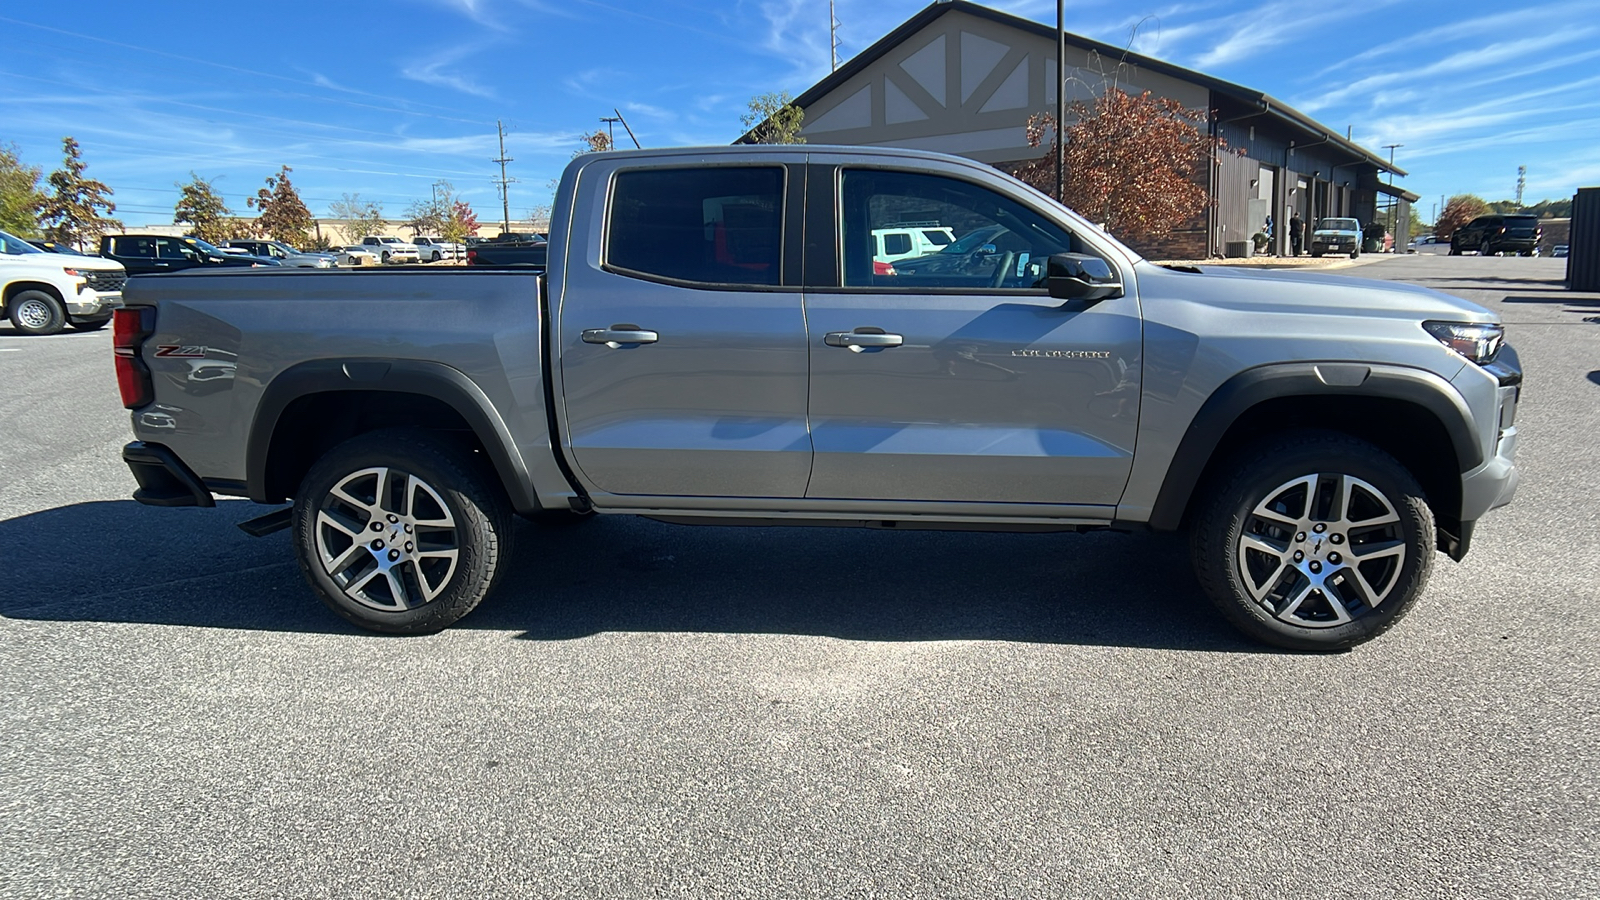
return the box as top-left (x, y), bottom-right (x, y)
top-left (1, 254), bottom-right (125, 273)
top-left (1138, 262), bottom-right (1497, 322)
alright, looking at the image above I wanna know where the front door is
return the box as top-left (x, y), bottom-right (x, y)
top-left (557, 159), bottom-right (812, 499)
top-left (803, 165), bottom-right (1142, 508)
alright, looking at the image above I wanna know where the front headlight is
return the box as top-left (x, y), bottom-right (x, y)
top-left (1424, 321), bottom-right (1504, 364)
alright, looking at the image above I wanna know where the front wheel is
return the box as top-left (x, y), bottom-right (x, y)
top-left (292, 429), bottom-right (513, 634)
top-left (1480, 240), bottom-right (1495, 257)
top-left (8, 290), bottom-right (66, 335)
top-left (1190, 431), bottom-right (1434, 650)
top-left (1351, 248), bottom-right (1360, 259)
top-left (430, 251), bottom-right (441, 262)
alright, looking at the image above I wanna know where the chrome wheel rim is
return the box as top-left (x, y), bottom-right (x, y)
top-left (314, 466), bottom-right (459, 612)
top-left (1236, 473), bottom-right (1406, 629)
top-left (17, 298), bottom-right (52, 329)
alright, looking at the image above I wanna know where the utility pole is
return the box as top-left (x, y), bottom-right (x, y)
top-left (1515, 165), bottom-right (1526, 207)
top-left (829, 0), bottom-right (841, 71)
top-left (492, 119), bottom-right (515, 234)
top-left (599, 115), bottom-right (622, 150)
top-left (1055, 0), bottom-right (1065, 204)
top-left (612, 108), bottom-right (641, 149)
top-left (1382, 143), bottom-right (1402, 185)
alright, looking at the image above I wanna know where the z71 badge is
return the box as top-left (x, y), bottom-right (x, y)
top-left (154, 345), bottom-right (207, 359)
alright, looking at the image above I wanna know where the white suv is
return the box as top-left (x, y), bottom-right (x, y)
top-left (359, 236), bottom-right (420, 264)
top-left (412, 237), bottom-right (464, 262)
top-left (872, 224), bottom-right (957, 265)
top-left (1, 229), bottom-right (127, 335)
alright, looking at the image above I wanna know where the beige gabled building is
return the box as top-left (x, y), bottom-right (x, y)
top-left (745, 0), bottom-right (1410, 258)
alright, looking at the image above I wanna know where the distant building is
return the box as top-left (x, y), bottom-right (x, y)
top-left (746, 0), bottom-right (1407, 258)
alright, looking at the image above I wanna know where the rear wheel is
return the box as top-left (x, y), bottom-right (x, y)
top-left (1480, 239), bottom-right (1495, 257)
top-left (292, 429), bottom-right (512, 634)
top-left (7, 290), bottom-right (66, 335)
top-left (1190, 431), bottom-right (1434, 650)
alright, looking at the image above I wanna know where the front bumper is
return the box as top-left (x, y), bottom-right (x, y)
top-left (123, 442), bottom-right (215, 507)
top-left (66, 289), bottom-right (123, 318)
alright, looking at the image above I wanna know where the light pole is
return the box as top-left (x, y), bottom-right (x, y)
top-left (1055, 0), bottom-right (1065, 204)
top-left (1382, 143), bottom-right (1402, 240)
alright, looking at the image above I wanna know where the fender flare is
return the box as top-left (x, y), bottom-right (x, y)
top-left (1146, 362), bottom-right (1482, 531)
top-left (246, 358), bottom-right (542, 514)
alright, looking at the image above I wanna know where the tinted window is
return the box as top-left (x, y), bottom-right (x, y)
top-left (841, 169), bottom-right (1084, 289)
top-left (921, 229), bottom-right (953, 246)
top-left (1504, 216), bottom-right (1539, 225)
top-left (883, 232), bottom-right (912, 255)
top-left (607, 166), bottom-right (783, 286)
top-left (157, 238), bottom-right (199, 260)
top-left (115, 237), bottom-right (157, 259)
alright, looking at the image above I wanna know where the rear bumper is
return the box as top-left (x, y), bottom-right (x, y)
top-left (123, 442), bottom-right (216, 507)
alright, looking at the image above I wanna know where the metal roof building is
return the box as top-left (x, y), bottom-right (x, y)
top-left (746, 0), bottom-right (1407, 258)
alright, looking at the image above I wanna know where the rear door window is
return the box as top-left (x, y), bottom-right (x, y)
top-left (115, 237), bottom-right (157, 259)
top-left (606, 166), bottom-right (784, 286)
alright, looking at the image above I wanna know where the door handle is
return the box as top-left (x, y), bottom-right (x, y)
top-left (825, 330), bottom-right (903, 351)
top-left (582, 325), bottom-right (659, 348)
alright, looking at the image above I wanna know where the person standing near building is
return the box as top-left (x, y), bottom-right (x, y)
top-left (1288, 212), bottom-right (1304, 257)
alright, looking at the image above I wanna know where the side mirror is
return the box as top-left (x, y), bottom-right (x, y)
top-left (975, 243), bottom-right (997, 256)
top-left (1046, 253), bottom-right (1123, 302)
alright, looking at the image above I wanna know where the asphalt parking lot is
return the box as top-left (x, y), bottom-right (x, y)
top-left (2, 255), bottom-right (1596, 898)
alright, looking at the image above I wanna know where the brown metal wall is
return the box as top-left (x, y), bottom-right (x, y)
top-left (1569, 188), bottom-right (1600, 292)
top-left (1215, 151), bottom-right (1258, 253)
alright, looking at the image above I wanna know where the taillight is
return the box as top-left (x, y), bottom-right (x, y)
top-left (873, 260), bottom-right (897, 276)
top-left (466, 248), bottom-right (478, 264)
top-left (113, 307), bottom-right (156, 409)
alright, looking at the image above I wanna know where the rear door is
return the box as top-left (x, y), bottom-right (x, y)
top-left (801, 159), bottom-right (1141, 509)
top-left (554, 153), bottom-right (812, 499)
top-left (104, 236), bottom-right (159, 274)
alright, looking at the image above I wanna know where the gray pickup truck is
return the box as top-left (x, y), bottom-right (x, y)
top-left (113, 145), bottom-right (1521, 650)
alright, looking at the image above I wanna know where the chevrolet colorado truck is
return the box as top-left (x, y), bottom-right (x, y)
top-left (113, 146), bottom-right (1522, 650)
top-left (2, 228), bottom-right (126, 334)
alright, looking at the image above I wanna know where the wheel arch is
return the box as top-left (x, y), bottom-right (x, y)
top-left (247, 359), bottom-right (543, 514)
top-left (1148, 363), bottom-right (1481, 542)
top-left (3, 279), bottom-right (66, 309)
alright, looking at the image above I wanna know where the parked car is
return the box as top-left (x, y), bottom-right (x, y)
top-left (100, 234), bottom-right (279, 275)
top-left (1449, 214), bottom-right (1542, 256)
top-left (1, 228), bottom-right (126, 334)
top-left (465, 240), bottom-right (547, 266)
top-left (222, 239), bottom-right (337, 268)
top-left (26, 239), bottom-right (90, 255)
top-left (412, 237), bottom-right (464, 262)
top-left (1309, 218), bottom-right (1362, 258)
top-left (360, 236), bottom-right (420, 264)
top-left (1551, 244), bottom-right (1569, 258)
top-left (872, 224), bottom-right (956, 265)
top-left (334, 246), bottom-right (380, 267)
top-left (113, 144), bottom-right (1521, 652)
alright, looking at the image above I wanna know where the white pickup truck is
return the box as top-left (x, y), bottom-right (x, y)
top-left (1, 229), bottom-right (127, 334)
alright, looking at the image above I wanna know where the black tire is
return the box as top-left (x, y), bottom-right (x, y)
top-left (381, 251), bottom-right (391, 264)
top-left (430, 251), bottom-right (441, 262)
top-left (1311, 250), bottom-right (1322, 258)
top-left (1351, 248), bottom-right (1360, 259)
top-left (7, 290), bottom-right (66, 335)
top-left (1189, 430), bottom-right (1435, 651)
top-left (1480, 239), bottom-right (1494, 257)
top-left (292, 428), bottom-right (513, 634)
top-left (1449, 242), bottom-right (1462, 256)
top-left (70, 316), bottom-right (111, 331)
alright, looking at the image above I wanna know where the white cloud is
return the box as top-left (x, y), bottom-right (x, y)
top-left (400, 44), bottom-right (497, 98)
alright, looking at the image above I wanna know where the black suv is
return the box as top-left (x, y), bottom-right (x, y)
top-left (100, 234), bottom-right (278, 275)
top-left (1449, 215), bottom-right (1543, 257)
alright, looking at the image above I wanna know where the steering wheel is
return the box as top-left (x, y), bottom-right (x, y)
top-left (990, 251), bottom-right (1017, 288)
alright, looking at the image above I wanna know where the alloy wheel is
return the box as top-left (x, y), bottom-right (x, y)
top-left (1235, 473), bottom-right (1406, 628)
top-left (313, 466), bottom-right (460, 612)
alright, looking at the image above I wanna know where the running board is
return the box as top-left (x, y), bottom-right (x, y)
top-left (237, 506), bottom-right (293, 537)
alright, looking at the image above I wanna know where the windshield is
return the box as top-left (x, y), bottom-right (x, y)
top-left (183, 236), bottom-right (227, 256)
top-left (1318, 218), bottom-right (1359, 231)
top-left (0, 230), bottom-right (45, 255)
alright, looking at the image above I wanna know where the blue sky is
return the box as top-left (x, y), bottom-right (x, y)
top-left (2, 0), bottom-right (1596, 229)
